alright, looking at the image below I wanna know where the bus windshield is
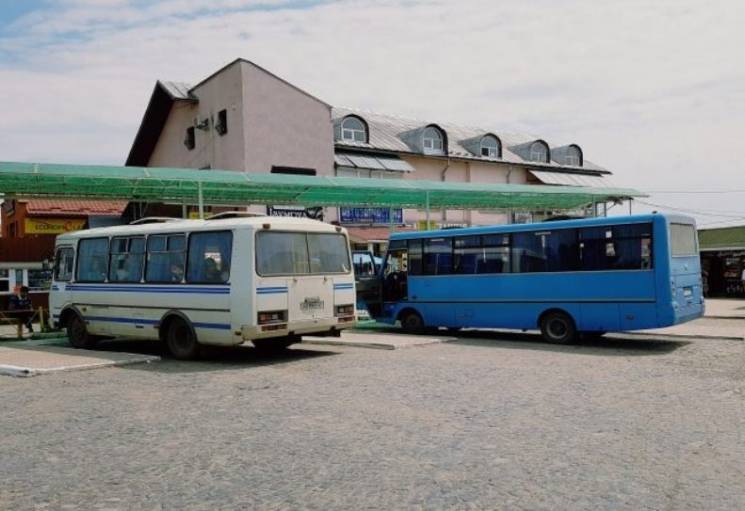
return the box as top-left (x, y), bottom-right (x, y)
top-left (256, 231), bottom-right (350, 276)
top-left (670, 223), bottom-right (697, 256)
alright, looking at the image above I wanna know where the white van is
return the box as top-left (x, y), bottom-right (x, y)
top-left (49, 215), bottom-right (356, 359)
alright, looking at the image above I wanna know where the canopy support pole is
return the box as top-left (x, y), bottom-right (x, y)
top-left (182, 199), bottom-right (187, 219)
top-left (198, 181), bottom-right (204, 219)
top-left (425, 192), bottom-right (430, 228)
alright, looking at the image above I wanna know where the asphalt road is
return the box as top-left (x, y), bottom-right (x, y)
top-left (1, 331), bottom-right (744, 510)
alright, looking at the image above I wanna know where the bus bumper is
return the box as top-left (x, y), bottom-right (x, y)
top-left (241, 317), bottom-right (356, 340)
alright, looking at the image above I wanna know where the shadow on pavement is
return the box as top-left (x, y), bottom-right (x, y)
top-left (93, 338), bottom-right (338, 373)
top-left (449, 329), bottom-right (690, 356)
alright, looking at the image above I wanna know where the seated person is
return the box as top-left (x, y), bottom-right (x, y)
top-left (9, 286), bottom-right (34, 333)
top-left (170, 262), bottom-right (184, 282)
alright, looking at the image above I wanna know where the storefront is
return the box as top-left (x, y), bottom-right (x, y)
top-left (699, 225), bottom-right (745, 298)
top-left (0, 199), bottom-right (127, 308)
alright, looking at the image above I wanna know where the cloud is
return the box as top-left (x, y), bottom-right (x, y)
top-left (1, 0), bottom-right (744, 223)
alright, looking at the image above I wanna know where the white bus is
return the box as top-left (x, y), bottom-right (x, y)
top-left (49, 215), bottom-right (356, 359)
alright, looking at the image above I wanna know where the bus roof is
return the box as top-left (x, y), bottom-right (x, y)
top-left (390, 213), bottom-right (695, 241)
top-left (56, 216), bottom-right (344, 241)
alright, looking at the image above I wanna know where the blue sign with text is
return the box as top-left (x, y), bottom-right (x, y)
top-left (340, 207), bottom-right (403, 225)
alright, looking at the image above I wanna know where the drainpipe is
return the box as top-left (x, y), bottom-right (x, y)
top-left (440, 156), bottom-right (451, 223)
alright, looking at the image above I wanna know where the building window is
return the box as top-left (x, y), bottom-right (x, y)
top-left (28, 269), bottom-right (53, 291)
top-left (184, 126), bottom-right (195, 150)
top-left (529, 141), bottom-right (549, 163)
top-left (423, 127), bottom-right (444, 154)
top-left (480, 135), bottom-right (501, 158)
top-left (215, 109), bottom-right (228, 136)
top-left (0, 269), bottom-right (9, 292)
top-left (271, 166), bottom-right (316, 176)
top-left (341, 117), bottom-right (367, 142)
top-left (566, 145), bottom-right (582, 166)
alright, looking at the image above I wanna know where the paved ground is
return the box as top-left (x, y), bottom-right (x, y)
top-left (2, 329), bottom-right (744, 510)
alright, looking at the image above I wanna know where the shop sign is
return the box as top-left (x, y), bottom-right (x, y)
top-left (268, 205), bottom-right (324, 220)
top-left (417, 220), bottom-right (438, 231)
top-left (25, 218), bottom-right (86, 234)
top-left (340, 207), bottom-right (402, 225)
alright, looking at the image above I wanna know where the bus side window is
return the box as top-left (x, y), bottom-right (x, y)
top-left (146, 234), bottom-right (186, 283)
top-left (54, 247), bottom-right (75, 282)
top-left (187, 231), bottom-right (233, 284)
top-left (76, 238), bottom-right (110, 282)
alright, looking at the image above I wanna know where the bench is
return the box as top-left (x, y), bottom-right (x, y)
top-left (0, 308), bottom-right (49, 339)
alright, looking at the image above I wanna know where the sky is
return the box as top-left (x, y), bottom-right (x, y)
top-left (1, 0), bottom-right (744, 226)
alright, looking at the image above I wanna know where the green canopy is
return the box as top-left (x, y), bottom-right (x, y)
top-left (0, 161), bottom-right (645, 210)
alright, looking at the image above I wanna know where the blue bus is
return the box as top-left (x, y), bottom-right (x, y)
top-left (370, 213), bottom-right (703, 343)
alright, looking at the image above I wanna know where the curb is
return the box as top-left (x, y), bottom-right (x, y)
top-left (615, 332), bottom-right (744, 342)
top-left (0, 355), bottom-right (160, 378)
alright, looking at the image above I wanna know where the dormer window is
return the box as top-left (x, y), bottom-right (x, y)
top-left (565, 145), bottom-right (582, 166)
top-left (529, 141), bottom-right (549, 163)
top-left (480, 135), bottom-right (501, 158)
top-left (341, 116), bottom-right (367, 142)
top-left (423, 126), bottom-right (444, 154)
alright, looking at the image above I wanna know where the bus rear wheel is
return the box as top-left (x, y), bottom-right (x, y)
top-left (540, 311), bottom-right (577, 344)
top-left (166, 317), bottom-right (200, 360)
top-left (400, 310), bottom-right (424, 334)
top-left (67, 314), bottom-right (98, 349)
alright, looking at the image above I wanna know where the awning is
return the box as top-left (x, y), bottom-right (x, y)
top-left (335, 153), bottom-right (415, 172)
top-left (0, 161), bottom-right (646, 210)
top-left (529, 170), bottom-right (616, 188)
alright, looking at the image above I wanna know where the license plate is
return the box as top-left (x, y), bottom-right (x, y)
top-left (683, 287), bottom-right (692, 297)
top-left (300, 297), bottom-right (324, 312)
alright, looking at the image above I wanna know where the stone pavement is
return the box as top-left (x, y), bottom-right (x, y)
top-left (0, 339), bottom-right (160, 377)
top-left (303, 330), bottom-right (456, 350)
top-left (704, 298), bottom-right (745, 319)
top-left (633, 317), bottom-right (744, 340)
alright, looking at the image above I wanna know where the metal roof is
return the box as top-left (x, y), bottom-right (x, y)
top-left (0, 161), bottom-right (645, 211)
top-left (334, 153), bottom-right (415, 172)
top-left (332, 107), bottom-right (608, 173)
top-left (529, 170), bottom-right (616, 187)
top-left (159, 81), bottom-right (194, 100)
top-left (23, 199), bottom-right (128, 217)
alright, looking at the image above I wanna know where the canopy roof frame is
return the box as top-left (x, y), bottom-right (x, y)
top-left (0, 161), bottom-right (645, 211)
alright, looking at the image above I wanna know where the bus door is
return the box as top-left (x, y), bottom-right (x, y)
top-left (353, 251), bottom-right (382, 314)
top-left (382, 241), bottom-right (409, 303)
top-left (50, 244), bottom-right (76, 325)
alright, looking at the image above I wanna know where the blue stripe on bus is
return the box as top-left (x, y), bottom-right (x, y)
top-left (84, 315), bottom-right (230, 330)
top-left (257, 287), bottom-right (288, 294)
top-left (333, 283), bottom-right (354, 290)
top-left (68, 285), bottom-right (229, 294)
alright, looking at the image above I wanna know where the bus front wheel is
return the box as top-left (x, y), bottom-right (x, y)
top-left (400, 310), bottom-right (424, 334)
top-left (540, 311), bottom-right (577, 344)
top-left (166, 317), bottom-right (200, 360)
top-left (67, 314), bottom-right (98, 349)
